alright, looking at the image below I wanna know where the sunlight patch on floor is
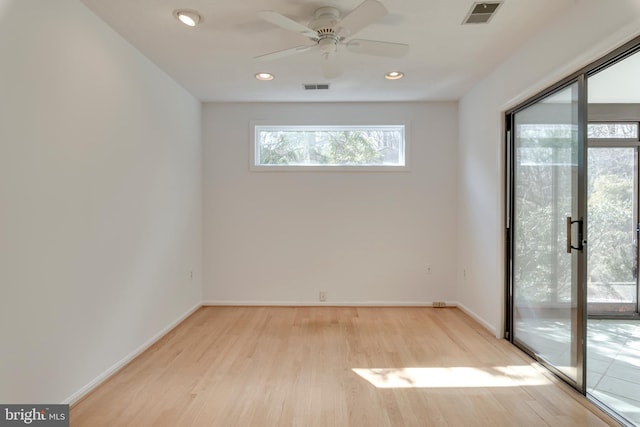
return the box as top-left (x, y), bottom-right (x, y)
top-left (352, 365), bottom-right (552, 388)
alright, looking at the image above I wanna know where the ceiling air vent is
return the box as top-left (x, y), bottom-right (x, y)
top-left (463, 2), bottom-right (502, 24)
top-left (303, 83), bottom-right (330, 90)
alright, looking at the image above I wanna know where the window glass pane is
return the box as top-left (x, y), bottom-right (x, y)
top-left (254, 125), bottom-right (405, 167)
top-left (587, 147), bottom-right (638, 311)
top-left (587, 122), bottom-right (638, 139)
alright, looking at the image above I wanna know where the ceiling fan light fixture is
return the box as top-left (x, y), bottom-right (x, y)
top-left (173, 9), bottom-right (201, 27)
top-left (385, 71), bottom-right (404, 80)
top-left (255, 72), bottom-right (275, 81)
top-left (318, 37), bottom-right (338, 54)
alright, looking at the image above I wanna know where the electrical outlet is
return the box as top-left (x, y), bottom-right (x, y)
top-left (319, 291), bottom-right (327, 302)
top-left (426, 265), bottom-right (432, 274)
top-left (432, 301), bottom-right (447, 308)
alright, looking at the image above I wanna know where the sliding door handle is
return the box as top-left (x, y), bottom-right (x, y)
top-left (566, 216), bottom-right (584, 253)
top-left (566, 217), bottom-right (572, 253)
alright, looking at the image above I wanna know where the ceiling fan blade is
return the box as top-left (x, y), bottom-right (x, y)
top-left (335, 0), bottom-right (388, 38)
top-left (345, 39), bottom-right (409, 58)
top-left (258, 10), bottom-right (317, 39)
top-left (321, 52), bottom-right (342, 79)
top-left (254, 45), bottom-right (315, 61)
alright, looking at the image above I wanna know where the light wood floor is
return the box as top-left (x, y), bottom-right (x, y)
top-left (70, 307), bottom-right (617, 426)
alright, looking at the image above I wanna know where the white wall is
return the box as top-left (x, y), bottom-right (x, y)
top-left (457, 0), bottom-right (640, 335)
top-left (0, 0), bottom-right (202, 403)
top-left (203, 102), bottom-right (457, 305)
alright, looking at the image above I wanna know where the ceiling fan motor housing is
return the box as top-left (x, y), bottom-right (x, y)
top-left (311, 7), bottom-right (340, 52)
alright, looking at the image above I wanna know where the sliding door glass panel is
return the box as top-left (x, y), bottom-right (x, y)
top-left (586, 47), bottom-right (640, 426)
top-left (587, 147), bottom-right (638, 314)
top-left (512, 82), bottom-right (582, 384)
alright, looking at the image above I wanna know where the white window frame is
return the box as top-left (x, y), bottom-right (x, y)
top-left (250, 120), bottom-right (410, 172)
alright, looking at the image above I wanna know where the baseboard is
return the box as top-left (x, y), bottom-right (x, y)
top-left (456, 302), bottom-right (498, 337)
top-left (64, 302), bottom-right (202, 406)
top-left (202, 300), bottom-right (456, 307)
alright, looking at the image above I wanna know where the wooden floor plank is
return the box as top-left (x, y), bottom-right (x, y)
top-left (70, 307), bottom-right (617, 426)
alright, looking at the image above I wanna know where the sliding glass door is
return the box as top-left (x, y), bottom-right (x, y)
top-left (585, 47), bottom-right (640, 426)
top-left (507, 36), bottom-right (640, 424)
top-left (508, 80), bottom-right (587, 390)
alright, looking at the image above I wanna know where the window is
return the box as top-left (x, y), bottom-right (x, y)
top-left (587, 122), bottom-right (639, 141)
top-left (251, 123), bottom-right (407, 170)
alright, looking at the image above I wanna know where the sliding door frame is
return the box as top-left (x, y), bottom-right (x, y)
top-left (505, 34), bottom-right (640, 395)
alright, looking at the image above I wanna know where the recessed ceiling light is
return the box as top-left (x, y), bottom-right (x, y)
top-left (255, 72), bottom-right (275, 81)
top-left (173, 9), bottom-right (201, 27)
top-left (385, 71), bottom-right (404, 80)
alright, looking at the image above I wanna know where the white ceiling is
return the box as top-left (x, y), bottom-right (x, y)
top-left (80, 0), bottom-right (577, 103)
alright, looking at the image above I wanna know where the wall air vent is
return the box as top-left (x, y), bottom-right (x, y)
top-left (303, 83), bottom-right (330, 90)
top-left (463, 2), bottom-right (502, 24)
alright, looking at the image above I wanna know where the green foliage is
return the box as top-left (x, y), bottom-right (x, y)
top-left (260, 134), bottom-right (305, 165)
top-left (258, 128), bottom-right (400, 165)
top-left (514, 135), bottom-right (637, 305)
top-left (514, 138), bottom-right (573, 304)
top-left (326, 131), bottom-right (382, 164)
top-left (587, 148), bottom-right (635, 287)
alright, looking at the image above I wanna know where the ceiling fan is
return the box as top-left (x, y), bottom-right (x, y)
top-left (255, 0), bottom-right (409, 78)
